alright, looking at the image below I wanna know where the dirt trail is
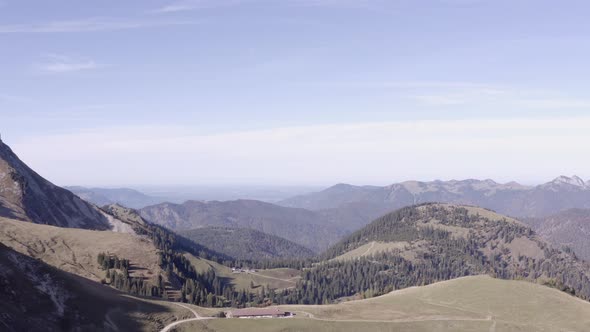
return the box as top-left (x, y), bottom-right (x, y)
top-left (248, 271), bottom-right (297, 285)
top-left (489, 315), bottom-right (497, 332)
top-left (361, 241), bottom-right (376, 256)
top-left (159, 303), bottom-right (215, 332)
top-left (294, 310), bottom-right (493, 324)
top-left (104, 312), bottom-right (119, 331)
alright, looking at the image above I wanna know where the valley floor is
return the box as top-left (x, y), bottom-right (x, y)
top-left (185, 254), bottom-right (300, 291)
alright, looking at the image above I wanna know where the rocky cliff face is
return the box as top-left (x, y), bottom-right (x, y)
top-left (0, 138), bottom-right (110, 229)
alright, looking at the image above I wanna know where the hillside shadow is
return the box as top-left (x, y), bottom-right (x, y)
top-left (63, 268), bottom-right (179, 331)
top-left (0, 244), bottom-right (177, 331)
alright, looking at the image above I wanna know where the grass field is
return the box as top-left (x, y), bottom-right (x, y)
top-left (172, 276), bottom-right (590, 332)
top-left (0, 217), bottom-right (302, 295)
top-left (62, 277), bottom-right (223, 331)
top-left (0, 217), bottom-right (164, 283)
top-left (184, 253), bottom-right (300, 291)
top-left (421, 204), bottom-right (523, 225)
top-left (331, 241), bottom-right (409, 261)
top-left (179, 319), bottom-right (495, 332)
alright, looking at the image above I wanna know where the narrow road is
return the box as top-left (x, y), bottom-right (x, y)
top-left (488, 315), bottom-right (496, 332)
top-left (159, 303), bottom-right (215, 332)
top-left (294, 310), bottom-right (494, 324)
top-left (361, 241), bottom-right (376, 256)
top-left (248, 271), bottom-right (297, 285)
top-left (104, 312), bottom-right (119, 331)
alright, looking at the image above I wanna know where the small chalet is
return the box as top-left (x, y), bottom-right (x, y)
top-left (226, 307), bottom-right (292, 319)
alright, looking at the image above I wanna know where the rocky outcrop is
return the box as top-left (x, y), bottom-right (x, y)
top-left (0, 138), bottom-right (110, 230)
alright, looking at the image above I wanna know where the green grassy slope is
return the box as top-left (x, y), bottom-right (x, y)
top-left (184, 253), bottom-right (300, 291)
top-left (173, 276), bottom-right (590, 332)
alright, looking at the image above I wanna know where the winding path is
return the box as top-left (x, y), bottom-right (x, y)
top-left (248, 271), bottom-right (298, 285)
top-left (160, 303), bottom-right (215, 332)
top-left (294, 310), bottom-right (494, 324)
top-left (159, 303), bottom-right (496, 331)
top-left (361, 241), bottom-right (376, 256)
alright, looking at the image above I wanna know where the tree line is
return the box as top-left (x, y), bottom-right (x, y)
top-left (97, 203), bottom-right (590, 308)
top-left (97, 252), bottom-right (162, 297)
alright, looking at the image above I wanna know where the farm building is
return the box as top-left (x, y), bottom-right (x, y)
top-left (226, 307), bottom-right (292, 319)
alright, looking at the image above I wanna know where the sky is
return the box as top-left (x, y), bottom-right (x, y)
top-left (1, 0), bottom-right (590, 186)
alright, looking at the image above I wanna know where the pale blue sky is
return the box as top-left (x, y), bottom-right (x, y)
top-left (1, 0), bottom-right (590, 186)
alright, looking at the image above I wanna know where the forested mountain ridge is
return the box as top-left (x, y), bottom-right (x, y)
top-left (282, 203), bottom-right (590, 305)
top-left (181, 226), bottom-right (315, 260)
top-left (525, 208), bottom-right (590, 262)
top-left (140, 199), bottom-right (348, 252)
top-left (279, 177), bottom-right (590, 220)
top-left (324, 203), bottom-right (526, 258)
top-left (66, 186), bottom-right (163, 209)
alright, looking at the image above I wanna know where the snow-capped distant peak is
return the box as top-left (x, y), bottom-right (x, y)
top-left (551, 175), bottom-right (587, 188)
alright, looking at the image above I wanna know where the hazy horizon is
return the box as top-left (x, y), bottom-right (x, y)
top-left (37, 173), bottom-right (590, 189)
top-left (2, 0), bottom-right (590, 186)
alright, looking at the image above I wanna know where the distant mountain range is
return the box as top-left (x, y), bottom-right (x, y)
top-left (138, 176), bottom-right (590, 256)
top-left (140, 200), bottom-right (348, 252)
top-left (66, 185), bottom-right (322, 209)
top-left (279, 176), bottom-right (590, 221)
top-left (65, 186), bottom-right (164, 209)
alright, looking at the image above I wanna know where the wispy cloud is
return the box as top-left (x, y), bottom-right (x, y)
top-left (152, 0), bottom-right (383, 13)
top-left (153, 0), bottom-right (247, 13)
top-left (410, 88), bottom-right (590, 110)
top-left (410, 87), bottom-right (508, 106)
top-left (301, 80), bottom-right (492, 89)
top-left (297, 79), bottom-right (590, 110)
top-left (516, 99), bottom-right (590, 109)
top-left (289, 0), bottom-right (387, 9)
top-left (0, 17), bottom-right (197, 33)
top-left (13, 117), bottom-right (590, 185)
top-left (34, 54), bottom-right (102, 73)
top-left (410, 94), bottom-right (469, 106)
